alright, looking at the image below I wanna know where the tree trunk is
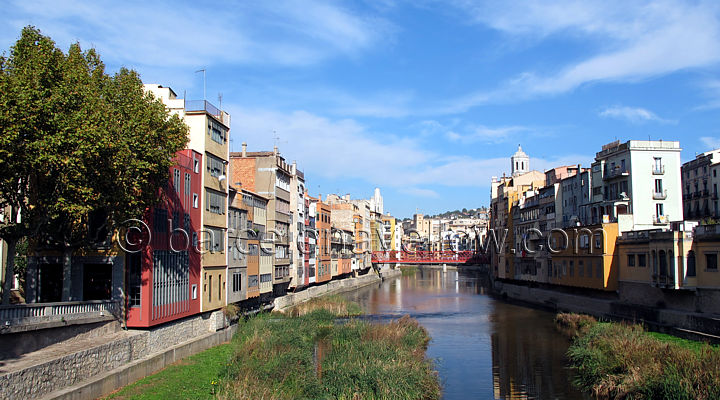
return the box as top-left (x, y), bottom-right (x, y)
top-left (61, 246), bottom-right (73, 302)
top-left (1, 238), bottom-right (17, 305)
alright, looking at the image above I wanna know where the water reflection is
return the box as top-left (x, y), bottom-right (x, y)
top-left (343, 267), bottom-right (585, 400)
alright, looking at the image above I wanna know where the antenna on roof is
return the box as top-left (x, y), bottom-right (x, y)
top-left (195, 68), bottom-right (206, 100)
top-left (218, 93), bottom-right (223, 110)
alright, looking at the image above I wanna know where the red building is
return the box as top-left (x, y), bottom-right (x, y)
top-left (125, 150), bottom-right (203, 327)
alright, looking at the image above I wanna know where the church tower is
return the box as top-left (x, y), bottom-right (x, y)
top-left (511, 144), bottom-right (529, 176)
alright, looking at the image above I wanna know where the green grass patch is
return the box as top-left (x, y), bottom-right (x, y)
top-left (220, 310), bottom-right (440, 399)
top-left (286, 294), bottom-right (363, 317)
top-left (104, 342), bottom-right (233, 399)
top-left (561, 314), bottom-right (720, 399)
top-left (105, 296), bottom-right (439, 400)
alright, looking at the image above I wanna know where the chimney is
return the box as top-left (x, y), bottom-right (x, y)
top-left (292, 161), bottom-right (297, 174)
top-left (273, 145), bottom-right (278, 155)
top-left (241, 142), bottom-right (247, 157)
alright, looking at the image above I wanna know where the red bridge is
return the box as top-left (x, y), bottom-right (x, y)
top-left (371, 250), bottom-right (487, 265)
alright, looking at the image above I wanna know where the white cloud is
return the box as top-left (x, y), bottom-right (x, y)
top-left (445, 0), bottom-right (720, 103)
top-left (2, 0), bottom-right (391, 69)
top-left (700, 136), bottom-right (720, 150)
top-left (227, 105), bottom-right (590, 191)
top-left (399, 187), bottom-right (440, 198)
top-left (599, 106), bottom-right (676, 124)
top-left (447, 125), bottom-right (528, 143)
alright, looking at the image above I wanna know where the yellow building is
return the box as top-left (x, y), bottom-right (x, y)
top-left (549, 223), bottom-right (619, 291)
top-left (381, 215), bottom-right (396, 251)
top-left (618, 224), bottom-right (720, 290)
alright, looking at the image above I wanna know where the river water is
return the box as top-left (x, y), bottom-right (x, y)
top-left (342, 267), bottom-right (586, 400)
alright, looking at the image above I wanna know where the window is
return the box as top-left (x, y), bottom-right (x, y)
top-left (154, 208), bottom-right (168, 233)
top-left (248, 275), bottom-right (258, 288)
top-left (218, 274), bottom-right (222, 300)
top-left (687, 251), bottom-right (696, 277)
top-left (206, 153), bottom-right (226, 178)
top-left (173, 169), bottom-right (181, 193)
top-left (654, 157), bottom-right (662, 171)
top-left (569, 260), bottom-right (574, 277)
top-left (596, 262), bottom-right (602, 279)
top-left (193, 157), bottom-right (199, 173)
top-left (204, 227), bottom-right (225, 253)
top-left (260, 273), bottom-right (272, 283)
top-left (185, 173), bottom-right (191, 196)
top-left (206, 189), bottom-right (226, 214)
top-left (655, 179), bottom-right (663, 194)
top-left (579, 260), bottom-right (584, 277)
top-left (208, 119), bottom-right (227, 144)
top-left (707, 253), bottom-right (718, 271)
top-left (638, 254), bottom-right (647, 267)
top-left (208, 275), bottom-right (212, 302)
top-left (656, 203), bottom-right (664, 217)
top-left (193, 193), bottom-right (199, 208)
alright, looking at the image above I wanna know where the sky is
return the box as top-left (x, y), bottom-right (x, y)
top-left (2, 1), bottom-right (720, 219)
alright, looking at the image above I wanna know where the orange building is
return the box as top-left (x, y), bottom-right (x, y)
top-left (315, 199), bottom-right (332, 283)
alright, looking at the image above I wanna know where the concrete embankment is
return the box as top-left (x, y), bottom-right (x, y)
top-left (494, 280), bottom-right (720, 343)
top-left (274, 268), bottom-right (400, 311)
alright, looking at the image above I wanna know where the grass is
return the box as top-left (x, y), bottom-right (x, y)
top-left (219, 310), bottom-right (440, 400)
top-left (286, 294), bottom-right (363, 317)
top-left (559, 313), bottom-right (720, 399)
top-left (104, 343), bottom-right (233, 399)
top-left (106, 296), bottom-right (439, 400)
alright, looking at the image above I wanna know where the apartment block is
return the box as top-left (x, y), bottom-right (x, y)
top-left (143, 84), bottom-right (231, 313)
top-left (682, 149), bottom-right (720, 220)
top-left (230, 144), bottom-right (292, 295)
top-left (588, 140), bottom-right (683, 231)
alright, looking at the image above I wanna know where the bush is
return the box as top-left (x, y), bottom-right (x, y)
top-left (555, 313), bottom-right (596, 338)
top-left (567, 320), bottom-right (720, 399)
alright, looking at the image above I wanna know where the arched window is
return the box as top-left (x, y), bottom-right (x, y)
top-left (687, 251), bottom-right (696, 277)
top-left (652, 250), bottom-right (657, 275)
top-left (659, 250), bottom-right (667, 276)
top-left (668, 250), bottom-right (674, 278)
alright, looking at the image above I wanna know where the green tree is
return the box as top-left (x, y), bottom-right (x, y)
top-left (0, 26), bottom-right (188, 303)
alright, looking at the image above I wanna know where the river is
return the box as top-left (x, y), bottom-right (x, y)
top-left (342, 266), bottom-right (586, 400)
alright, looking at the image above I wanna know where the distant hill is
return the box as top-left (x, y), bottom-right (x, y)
top-left (429, 207), bottom-right (488, 220)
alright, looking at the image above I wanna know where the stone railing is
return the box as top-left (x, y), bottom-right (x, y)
top-left (0, 300), bottom-right (120, 333)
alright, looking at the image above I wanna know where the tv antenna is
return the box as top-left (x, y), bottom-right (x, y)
top-left (195, 68), bottom-right (206, 100)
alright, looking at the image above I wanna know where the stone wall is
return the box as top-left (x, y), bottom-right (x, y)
top-left (0, 309), bottom-right (228, 400)
top-left (274, 272), bottom-right (382, 311)
top-left (495, 280), bottom-right (720, 339)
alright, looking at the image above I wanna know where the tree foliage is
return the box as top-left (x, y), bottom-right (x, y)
top-left (0, 26), bottom-right (189, 302)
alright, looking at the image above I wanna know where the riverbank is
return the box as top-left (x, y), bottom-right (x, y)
top-left (106, 296), bottom-right (440, 400)
top-left (558, 313), bottom-right (720, 399)
top-left (493, 280), bottom-right (720, 342)
top-left (273, 268), bottom-right (400, 312)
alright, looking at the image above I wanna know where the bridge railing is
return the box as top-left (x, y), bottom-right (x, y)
top-left (371, 250), bottom-right (476, 263)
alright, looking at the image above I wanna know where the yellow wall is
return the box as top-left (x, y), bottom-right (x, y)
top-left (549, 223), bottom-right (619, 291)
top-left (202, 266), bottom-right (226, 311)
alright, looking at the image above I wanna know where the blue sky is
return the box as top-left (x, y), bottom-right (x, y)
top-left (3, 1), bottom-right (720, 218)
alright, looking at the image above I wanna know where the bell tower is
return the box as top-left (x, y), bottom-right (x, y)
top-left (511, 144), bottom-right (529, 176)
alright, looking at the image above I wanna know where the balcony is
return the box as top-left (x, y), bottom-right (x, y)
top-left (652, 165), bottom-right (665, 175)
top-left (653, 214), bottom-right (669, 225)
top-left (603, 166), bottom-right (629, 180)
top-left (652, 189), bottom-right (667, 200)
top-left (0, 300), bottom-right (120, 333)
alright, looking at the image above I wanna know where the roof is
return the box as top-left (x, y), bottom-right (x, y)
top-left (230, 151), bottom-right (274, 158)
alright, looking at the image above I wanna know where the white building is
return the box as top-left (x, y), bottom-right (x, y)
top-left (589, 140), bottom-right (683, 231)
